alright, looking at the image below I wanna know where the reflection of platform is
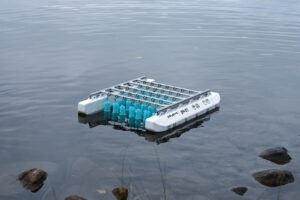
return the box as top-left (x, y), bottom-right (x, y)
top-left (78, 108), bottom-right (219, 144)
top-left (78, 111), bottom-right (107, 128)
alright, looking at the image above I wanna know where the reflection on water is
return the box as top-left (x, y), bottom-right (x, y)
top-left (78, 108), bottom-right (219, 144)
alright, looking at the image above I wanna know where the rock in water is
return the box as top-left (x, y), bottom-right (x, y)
top-left (253, 169), bottom-right (294, 187)
top-left (65, 195), bottom-right (87, 200)
top-left (112, 186), bottom-right (128, 200)
top-left (18, 168), bottom-right (48, 193)
top-left (259, 147), bottom-right (292, 165)
top-left (231, 187), bottom-right (248, 196)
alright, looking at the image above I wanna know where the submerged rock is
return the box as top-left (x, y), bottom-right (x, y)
top-left (65, 195), bottom-right (87, 200)
top-left (18, 168), bottom-right (47, 193)
top-left (112, 186), bottom-right (128, 200)
top-left (253, 169), bottom-right (294, 187)
top-left (259, 147), bottom-right (292, 165)
top-left (231, 186), bottom-right (248, 196)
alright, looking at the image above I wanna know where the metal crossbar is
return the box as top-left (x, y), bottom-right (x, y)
top-left (126, 82), bottom-right (189, 99)
top-left (100, 91), bottom-right (165, 107)
top-left (109, 88), bottom-right (173, 105)
top-left (133, 79), bottom-right (198, 95)
top-left (89, 76), bottom-right (146, 98)
top-left (157, 89), bottom-right (211, 115)
top-left (114, 84), bottom-right (183, 102)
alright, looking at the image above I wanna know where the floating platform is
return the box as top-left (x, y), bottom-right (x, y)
top-left (78, 76), bottom-right (221, 132)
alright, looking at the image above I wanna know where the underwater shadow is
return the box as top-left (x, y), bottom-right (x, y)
top-left (78, 108), bottom-right (219, 144)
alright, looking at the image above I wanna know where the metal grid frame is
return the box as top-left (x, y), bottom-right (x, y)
top-left (89, 76), bottom-right (211, 114)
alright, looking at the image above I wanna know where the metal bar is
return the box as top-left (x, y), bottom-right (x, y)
top-left (133, 79), bottom-right (198, 95)
top-left (157, 89), bottom-right (211, 115)
top-left (111, 88), bottom-right (172, 105)
top-left (127, 81), bottom-right (190, 98)
top-left (116, 84), bottom-right (183, 102)
top-left (101, 91), bottom-right (164, 107)
top-left (89, 76), bottom-right (146, 98)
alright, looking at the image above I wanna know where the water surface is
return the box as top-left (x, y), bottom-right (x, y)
top-left (1, 0), bottom-right (300, 199)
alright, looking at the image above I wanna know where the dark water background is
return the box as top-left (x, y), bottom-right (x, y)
top-left (1, 0), bottom-right (300, 199)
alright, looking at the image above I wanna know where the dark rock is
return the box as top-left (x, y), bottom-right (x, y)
top-left (253, 169), bottom-right (294, 187)
top-left (112, 186), bottom-right (128, 200)
top-left (65, 195), bottom-right (87, 200)
top-left (18, 168), bottom-right (47, 193)
top-left (259, 147), bottom-right (292, 165)
top-left (231, 186), bottom-right (248, 196)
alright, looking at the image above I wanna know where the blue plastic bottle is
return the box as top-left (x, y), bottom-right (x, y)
top-left (148, 105), bottom-right (155, 114)
top-left (135, 109), bottom-right (142, 128)
top-left (141, 110), bottom-right (151, 128)
top-left (152, 107), bottom-right (157, 114)
top-left (134, 102), bottom-right (140, 109)
top-left (119, 105), bottom-right (126, 123)
top-left (125, 100), bottom-right (132, 115)
top-left (141, 104), bottom-right (147, 112)
top-left (148, 106), bottom-right (157, 116)
top-left (104, 100), bottom-right (111, 120)
top-left (128, 106), bottom-right (135, 127)
top-left (117, 98), bottom-right (124, 106)
top-left (104, 100), bottom-right (111, 112)
top-left (112, 102), bottom-right (120, 121)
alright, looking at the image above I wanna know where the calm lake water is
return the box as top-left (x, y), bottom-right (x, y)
top-left (1, 0), bottom-right (300, 199)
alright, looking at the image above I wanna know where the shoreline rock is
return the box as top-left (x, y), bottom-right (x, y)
top-left (259, 147), bottom-right (292, 165)
top-left (112, 186), bottom-right (128, 200)
top-left (18, 168), bottom-right (48, 193)
top-left (231, 186), bottom-right (248, 196)
top-left (253, 169), bottom-right (294, 187)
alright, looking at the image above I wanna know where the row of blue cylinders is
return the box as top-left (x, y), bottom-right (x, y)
top-left (104, 99), bottom-right (157, 128)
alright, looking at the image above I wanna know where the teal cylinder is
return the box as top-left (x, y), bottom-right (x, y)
top-left (148, 105), bottom-right (154, 114)
top-left (119, 105), bottom-right (126, 123)
top-left (125, 100), bottom-right (132, 115)
top-left (152, 107), bottom-right (157, 115)
top-left (134, 102), bottom-right (140, 109)
top-left (104, 100), bottom-right (111, 120)
top-left (143, 110), bottom-right (151, 122)
top-left (128, 106), bottom-right (135, 127)
top-left (104, 100), bottom-right (111, 112)
top-left (141, 110), bottom-right (151, 128)
top-left (112, 102), bottom-right (120, 114)
top-left (112, 102), bottom-right (120, 121)
top-left (135, 109), bottom-right (142, 128)
top-left (141, 104), bottom-right (147, 112)
top-left (117, 98), bottom-right (125, 106)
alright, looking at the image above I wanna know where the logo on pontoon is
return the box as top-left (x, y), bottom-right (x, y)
top-left (180, 108), bottom-right (189, 114)
top-left (167, 112), bottom-right (178, 118)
